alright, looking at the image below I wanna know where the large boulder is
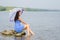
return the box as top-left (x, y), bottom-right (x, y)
top-left (1, 30), bottom-right (26, 37)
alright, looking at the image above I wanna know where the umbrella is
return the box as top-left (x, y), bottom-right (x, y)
top-left (9, 8), bottom-right (24, 22)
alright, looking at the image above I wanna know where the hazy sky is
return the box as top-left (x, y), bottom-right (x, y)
top-left (0, 0), bottom-right (60, 9)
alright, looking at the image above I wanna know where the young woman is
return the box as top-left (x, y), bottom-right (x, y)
top-left (10, 8), bottom-right (34, 36)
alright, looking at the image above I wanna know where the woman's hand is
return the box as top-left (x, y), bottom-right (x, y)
top-left (19, 17), bottom-right (28, 25)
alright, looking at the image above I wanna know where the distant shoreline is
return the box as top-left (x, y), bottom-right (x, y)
top-left (0, 6), bottom-right (60, 12)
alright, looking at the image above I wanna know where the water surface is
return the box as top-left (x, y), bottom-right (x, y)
top-left (0, 11), bottom-right (60, 40)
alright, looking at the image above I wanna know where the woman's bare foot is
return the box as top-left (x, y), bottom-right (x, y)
top-left (30, 32), bottom-right (35, 35)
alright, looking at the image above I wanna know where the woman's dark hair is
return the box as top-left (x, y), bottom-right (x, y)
top-left (14, 10), bottom-right (20, 22)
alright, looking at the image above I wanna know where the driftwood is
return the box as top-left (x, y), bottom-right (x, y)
top-left (1, 30), bottom-right (26, 37)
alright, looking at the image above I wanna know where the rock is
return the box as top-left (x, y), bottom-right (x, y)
top-left (1, 30), bottom-right (15, 35)
top-left (14, 32), bottom-right (26, 37)
top-left (1, 30), bottom-right (26, 37)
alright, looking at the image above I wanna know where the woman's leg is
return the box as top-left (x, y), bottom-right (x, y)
top-left (24, 24), bottom-right (34, 36)
top-left (29, 28), bottom-right (34, 35)
top-left (24, 25), bottom-right (30, 35)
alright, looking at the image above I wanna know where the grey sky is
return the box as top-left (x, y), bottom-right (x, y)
top-left (0, 0), bottom-right (60, 9)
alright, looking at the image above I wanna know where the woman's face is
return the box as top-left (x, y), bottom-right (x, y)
top-left (19, 11), bottom-right (22, 16)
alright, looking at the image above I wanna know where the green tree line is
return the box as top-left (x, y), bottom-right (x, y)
top-left (0, 6), bottom-right (6, 11)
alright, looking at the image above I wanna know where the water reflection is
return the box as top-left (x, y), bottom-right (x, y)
top-left (0, 35), bottom-right (31, 40)
top-left (26, 36), bottom-right (31, 40)
top-left (14, 36), bottom-right (25, 40)
top-left (14, 35), bottom-right (31, 40)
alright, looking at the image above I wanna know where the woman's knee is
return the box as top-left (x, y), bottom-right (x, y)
top-left (26, 24), bottom-right (30, 27)
top-left (24, 24), bottom-right (29, 28)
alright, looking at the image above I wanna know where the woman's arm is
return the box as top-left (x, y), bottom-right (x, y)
top-left (18, 17), bottom-right (28, 25)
